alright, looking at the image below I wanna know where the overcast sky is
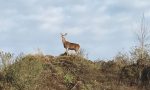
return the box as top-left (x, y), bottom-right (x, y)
top-left (0, 0), bottom-right (150, 60)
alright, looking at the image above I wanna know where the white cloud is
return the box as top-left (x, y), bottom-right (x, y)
top-left (64, 27), bottom-right (85, 35)
top-left (72, 5), bottom-right (87, 13)
top-left (0, 19), bottom-right (17, 32)
top-left (34, 7), bottom-right (65, 32)
top-left (133, 0), bottom-right (150, 8)
top-left (0, 0), bottom-right (150, 59)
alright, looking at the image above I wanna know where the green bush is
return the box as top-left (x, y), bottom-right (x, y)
top-left (2, 55), bottom-right (44, 90)
top-left (64, 73), bottom-right (74, 84)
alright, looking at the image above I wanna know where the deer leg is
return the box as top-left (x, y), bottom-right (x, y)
top-left (75, 50), bottom-right (78, 55)
top-left (74, 50), bottom-right (77, 55)
top-left (77, 49), bottom-right (80, 55)
top-left (75, 49), bottom-right (79, 55)
top-left (66, 48), bottom-right (68, 55)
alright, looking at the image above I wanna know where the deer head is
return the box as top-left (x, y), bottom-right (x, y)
top-left (60, 33), bottom-right (67, 43)
top-left (61, 33), bottom-right (67, 37)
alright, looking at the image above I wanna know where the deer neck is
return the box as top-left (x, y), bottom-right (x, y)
top-left (62, 36), bottom-right (66, 44)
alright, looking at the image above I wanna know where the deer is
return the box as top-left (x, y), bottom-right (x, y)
top-left (60, 33), bottom-right (80, 55)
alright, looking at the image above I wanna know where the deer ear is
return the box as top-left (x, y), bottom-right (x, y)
top-left (65, 33), bottom-right (67, 35)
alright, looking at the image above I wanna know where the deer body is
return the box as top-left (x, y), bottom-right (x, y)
top-left (61, 33), bottom-right (80, 54)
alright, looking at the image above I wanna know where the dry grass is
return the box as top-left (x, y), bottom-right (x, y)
top-left (0, 53), bottom-right (149, 90)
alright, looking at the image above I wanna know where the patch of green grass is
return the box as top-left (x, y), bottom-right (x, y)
top-left (64, 73), bottom-right (74, 84)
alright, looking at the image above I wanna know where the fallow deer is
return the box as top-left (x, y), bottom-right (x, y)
top-left (60, 33), bottom-right (80, 55)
